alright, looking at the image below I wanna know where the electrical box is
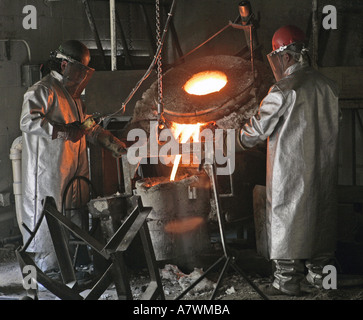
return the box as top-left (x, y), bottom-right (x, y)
top-left (21, 64), bottom-right (41, 87)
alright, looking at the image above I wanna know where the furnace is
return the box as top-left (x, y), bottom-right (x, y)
top-left (130, 54), bottom-right (272, 128)
top-left (117, 54), bottom-right (272, 266)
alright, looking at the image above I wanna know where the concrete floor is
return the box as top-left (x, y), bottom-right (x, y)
top-left (1, 243), bottom-right (363, 301)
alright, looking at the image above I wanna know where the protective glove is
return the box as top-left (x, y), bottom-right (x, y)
top-left (52, 121), bottom-right (85, 143)
top-left (97, 130), bottom-right (127, 158)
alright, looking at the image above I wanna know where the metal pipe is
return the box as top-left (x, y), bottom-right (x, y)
top-left (172, 17), bottom-right (246, 67)
top-left (173, 23), bottom-right (232, 65)
top-left (110, 0), bottom-right (117, 71)
top-left (0, 39), bottom-right (31, 62)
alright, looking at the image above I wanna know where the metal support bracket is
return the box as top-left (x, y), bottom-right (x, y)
top-left (16, 196), bottom-right (165, 300)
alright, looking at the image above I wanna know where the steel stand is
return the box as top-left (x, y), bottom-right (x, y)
top-left (175, 162), bottom-right (269, 300)
top-left (16, 196), bottom-right (165, 300)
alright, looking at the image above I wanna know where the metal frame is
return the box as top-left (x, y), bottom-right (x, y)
top-left (174, 162), bottom-right (268, 300)
top-left (16, 196), bottom-right (165, 300)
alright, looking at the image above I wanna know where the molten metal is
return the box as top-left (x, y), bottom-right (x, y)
top-left (170, 122), bottom-right (204, 181)
top-left (183, 71), bottom-right (228, 96)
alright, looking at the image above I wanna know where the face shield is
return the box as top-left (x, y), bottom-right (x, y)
top-left (267, 50), bottom-right (286, 82)
top-left (62, 60), bottom-right (94, 98)
top-left (55, 51), bottom-right (95, 99)
top-left (267, 42), bottom-right (308, 82)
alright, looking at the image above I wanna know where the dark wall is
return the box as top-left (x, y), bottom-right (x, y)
top-left (169, 0), bottom-right (363, 67)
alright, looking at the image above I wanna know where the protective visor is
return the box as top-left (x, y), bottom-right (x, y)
top-left (267, 50), bottom-right (285, 82)
top-left (56, 51), bottom-right (95, 98)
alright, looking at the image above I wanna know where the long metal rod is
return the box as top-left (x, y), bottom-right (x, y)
top-left (171, 17), bottom-right (248, 68)
top-left (231, 259), bottom-right (269, 300)
top-left (175, 163), bottom-right (269, 300)
top-left (20, 211), bottom-right (46, 252)
top-left (175, 256), bottom-right (226, 300)
top-left (208, 163), bottom-right (228, 257)
top-left (172, 23), bottom-right (231, 66)
top-left (110, 0), bottom-right (117, 71)
top-left (44, 198), bottom-right (110, 259)
top-left (210, 257), bottom-right (231, 300)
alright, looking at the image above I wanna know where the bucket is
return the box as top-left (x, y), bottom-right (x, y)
top-left (135, 174), bottom-right (211, 265)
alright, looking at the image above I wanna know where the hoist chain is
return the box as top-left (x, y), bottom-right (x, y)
top-left (156, 0), bottom-right (163, 111)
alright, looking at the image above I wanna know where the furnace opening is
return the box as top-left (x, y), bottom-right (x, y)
top-left (183, 71), bottom-right (228, 96)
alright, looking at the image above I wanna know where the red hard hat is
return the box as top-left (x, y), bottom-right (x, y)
top-left (272, 25), bottom-right (306, 52)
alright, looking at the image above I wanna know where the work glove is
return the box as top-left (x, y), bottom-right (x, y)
top-left (97, 130), bottom-right (127, 158)
top-left (52, 121), bottom-right (85, 143)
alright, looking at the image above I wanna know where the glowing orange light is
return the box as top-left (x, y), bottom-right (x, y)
top-left (170, 122), bottom-right (204, 181)
top-left (183, 71), bottom-right (228, 96)
top-left (164, 216), bottom-right (204, 234)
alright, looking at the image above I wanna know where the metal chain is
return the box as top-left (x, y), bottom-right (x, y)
top-left (156, 0), bottom-right (163, 109)
top-left (101, 0), bottom-right (176, 121)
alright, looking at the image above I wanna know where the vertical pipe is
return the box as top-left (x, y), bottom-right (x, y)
top-left (10, 137), bottom-right (25, 240)
top-left (312, 0), bottom-right (318, 69)
top-left (110, 0), bottom-right (117, 71)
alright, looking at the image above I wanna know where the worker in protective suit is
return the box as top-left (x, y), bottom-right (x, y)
top-left (239, 25), bottom-right (339, 296)
top-left (20, 40), bottom-right (126, 272)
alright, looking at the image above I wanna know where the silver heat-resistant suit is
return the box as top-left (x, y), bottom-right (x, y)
top-left (20, 71), bottom-right (101, 271)
top-left (240, 62), bottom-right (339, 294)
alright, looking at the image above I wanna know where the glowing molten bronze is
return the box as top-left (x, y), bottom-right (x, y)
top-left (183, 71), bottom-right (228, 96)
top-left (169, 122), bottom-right (204, 181)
